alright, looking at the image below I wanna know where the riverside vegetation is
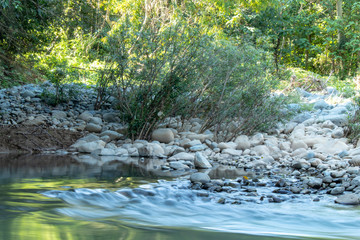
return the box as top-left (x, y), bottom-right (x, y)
top-left (2, 0), bottom-right (360, 207)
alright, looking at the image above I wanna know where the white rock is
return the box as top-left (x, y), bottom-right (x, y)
top-left (98, 148), bottom-right (116, 156)
top-left (250, 133), bottom-right (264, 146)
top-left (114, 148), bottom-right (128, 156)
top-left (252, 145), bottom-right (270, 156)
top-left (190, 172), bottom-right (210, 183)
top-left (169, 161), bottom-right (189, 170)
top-left (77, 140), bottom-right (106, 153)
top-left (314, 139), bottom-right (350, 155)
top-left (291, 140), bottom-right (308, 150)
top-left (194, 152), bottom-right (212, 169)
top-left (218, 142), bottom-right (237, 150)
top-left (222, 149), bottom-right (243, 156)
top-left (331, 128), bottom-right (344, 138)
top-left (235, 135), bottom-right (250, 150)
top-left (321, 120), bottom-right (336, 129)
top-left (168, 152), bottom-right (195, 161)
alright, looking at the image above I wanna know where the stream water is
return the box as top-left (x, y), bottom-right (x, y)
top-left (0, 154), bottom-right (360, 240)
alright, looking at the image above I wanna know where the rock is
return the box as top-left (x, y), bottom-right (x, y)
top-left (291, 140), bottom-right (308, 150)
top-left (284, 122), bottom-right (298, 134)
top-left (330, 170), bottom-right (346, 178)
top-left (331, 128), bottom-right (344, 138)
top-left (313, 99), bottom-right (329, 110)
top-left (292, 112), bottom-right (312, 123)
top-left (335, 194), bottom-right (360, 205)
top-left (77, 140), bottom-right (106, 153)
top-left (152, 128), bottom-right (175, 144)
top-left (23, 115), bottom-right (47, 126)
top-left (321, 120), bottom-right (336, 129)
top-left (21, 90), bottom-right (35, 98)
top-left (250, 133), bottom-right (264, 146)
top-left (222, 148), bottom-right (243, 156)
top-left (138, 145), bottom-right (154, 157)
top-left (184, 140), bottom-right (202, 148)
top-left (292, 159), bottom-right (310, 170)
top-left (194, 152), bottom-right (212, 169)
top-left (98, 148), bottom-right (116, 156)
top-left (349, 156), bottom-right (360, 166)
top-left (318, 114), bottom-right (347, 127)
top-left (78, 111), bottom-right (93, 122)
top-left (296, 88), bottom-right (311, 97)
top-left (190, 172), bottom-right (211, 183)
top-left (103, 113), bottom-right (119, 122)
top-left (235, 135), bottom-right (250, 150)
top-left (351, 176), bottom-right (360, 186)
top-left (218, 142), bottom-right (237, 150)
top-left (314, 139), bottom-right (349, 155)
top-left (100, 130), bottom-right (123, 140)
top-left (189, 144), bottom-right (207, 152)
top-left (85, 123), bottom-right (102, 133)
top-left (115, 148), bottom-right (128, 156)
top-left (169, 161), bottom-right (189, 170)
top-left (326, 87), bottom-right (338, 95)
top-left (308, 158), bottom-right (322, 167)
top-left (52, 110), bottom-right (67, 119)
top-left (252, 145), bottom-right (270, 156)
top-left (330, 187), bottom-right (345, 195)
top-left (308, 178), bottom-right (323, 189)
top-left (302, 136), bottom-right (328, 147)
top-left (89, 117), bottom-right (102, 125)
top-left (168, 152), bottom-right (195, 161)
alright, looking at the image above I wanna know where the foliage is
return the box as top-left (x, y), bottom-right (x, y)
top-left (345, 96), bottom-right (360, 144)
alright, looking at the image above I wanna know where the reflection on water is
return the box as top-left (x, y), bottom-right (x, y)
top-left (0, 154), bottom-right (360, 240)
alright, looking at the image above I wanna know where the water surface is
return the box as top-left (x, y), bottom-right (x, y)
top-left (0, 154), bottom-right (359, 240)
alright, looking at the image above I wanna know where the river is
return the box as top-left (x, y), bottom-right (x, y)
top-left (0, 154), bottom-right (359, 240)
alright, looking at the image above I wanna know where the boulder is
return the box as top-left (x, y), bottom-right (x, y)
top-left (252, 145), bottom-right (270, 156)
top-left (314, 139), bottom-right (350, 155)
top-left (103, 113), bottom-right (119, 123)
top-left (218, 142), bottom-right (237, 150)
top-left (77, 140), bottom-right (106, 153)
top-left (313, 99), bottom-right (329, 110)
top-left (168, 152), bottom-right (195, 161)
top-left (100, 130), bottom-right (123, 141)
top-left (331, 128), bottom-right (344, 138)
top-left (235, 135), bottom-right (250, 150)
top-left (190, 172), bottom-right (211, 183)
top-left (169, 162), bottom-right (189, 170)
top-left (194, 152), bottom-right (212, 169)
top-left (85, 123), bottom-right (102, 133)
top-left (349, 156), bottom-right (360, 166)
top-left (250, 133), bottom-right (264, 146)
top-left (222, 149), bottom-right (243, 156)
top-left (291, 140), bottom-right (308, 150)
top-left (78, 111), bottom-right (93, 122)
top-left (335, 194), bottom-right (360, 205)
top-left (89, 117), bottom-right (102, 125)
top-left (52, 110), bottom-right (67, 119)
top-left (152, 128), bottom-right (175, 144)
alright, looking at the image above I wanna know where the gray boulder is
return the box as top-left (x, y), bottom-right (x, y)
top-left (152, 128), bottom-right (175, 144)
top-left (194, 152), bottom-right (212, 169)
top-left (190, 172), bottom-right (211, 183)
top-left (85, 123), bottom-right (102, 133)
top-left (335, 194), bottom-right (360, 205)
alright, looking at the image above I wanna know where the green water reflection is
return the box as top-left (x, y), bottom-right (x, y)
top-left (0, 178), bottom-right (283, 240)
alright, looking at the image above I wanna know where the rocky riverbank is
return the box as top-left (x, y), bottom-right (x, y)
top-left (1, 82), bottom-right (360, 205)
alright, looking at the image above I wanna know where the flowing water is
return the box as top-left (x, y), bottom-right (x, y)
top-left (0, 154), bottom-right (360, 240)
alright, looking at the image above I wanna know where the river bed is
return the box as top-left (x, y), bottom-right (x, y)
top-left (0, 154), bottom-right (359, 240)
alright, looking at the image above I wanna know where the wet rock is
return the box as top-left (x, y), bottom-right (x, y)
top-left (335, 194), bottom-right (360, 205)
top-left (152, 128), bottom-right (175, 144)
top-left (194, 152), bottom-right (212, 169)
top-left (330, 187), bottom-right (345, 195)
top-left (190, 172), bottom-right (211, 184)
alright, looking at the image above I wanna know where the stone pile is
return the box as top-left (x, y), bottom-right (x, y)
top-left (1, 83), bottom-right (360, 204)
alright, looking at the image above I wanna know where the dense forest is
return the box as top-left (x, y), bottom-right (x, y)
top-left (0, 0), bottom-right (359, 139)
